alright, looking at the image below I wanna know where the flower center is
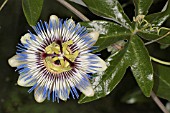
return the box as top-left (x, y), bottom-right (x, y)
top-left (42, 40), bottom-right (79, 74)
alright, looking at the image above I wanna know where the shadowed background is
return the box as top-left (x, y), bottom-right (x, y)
top-left (0, 0), bottom-right (170, 113)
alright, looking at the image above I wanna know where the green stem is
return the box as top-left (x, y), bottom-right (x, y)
top-left (150, 56), bottom-right (170, 66)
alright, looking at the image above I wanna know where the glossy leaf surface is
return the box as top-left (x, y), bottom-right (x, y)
top-left (129, 35), bottom-right (153, 97)
top-left (80, 20), bottom-right (131, 52)
top-left (145, 0), bottom-right (170, 26)
top-left (22, 0), bottom-right (44, 26)
top-left (78, 43), bottom-right (130, 103)
top-left (137, 28), bottom-right (170, 44)
top-left (79, 35), bottom-right (153, 103)
top-left (133, 0), bottom-right (153, 16)
top-left (82, 0), bottom-right (131, 28)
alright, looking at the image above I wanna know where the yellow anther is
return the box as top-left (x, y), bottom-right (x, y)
top-left (73, 51), bottom-right (79, 58)
top-left (52, 46), bottom-right (60, 53)
top-left (52, 57), bottom-right (59, 62)
top-left (43, 40), bottom-right (79, 74)
top-left (62, 40), bottom-right (73, 52)
top-left (45, 45), bottom-right (53, 54)
top-left (64, 50), bottom-right (70, 55)
top-left (60, 59), bottom-right (65, 67)
top-left (65, 40), bottom-right (73, 45)
top-left (64, 61), bottom-right (70, 67)
top-left (67, 51), bottom-right (79, 61)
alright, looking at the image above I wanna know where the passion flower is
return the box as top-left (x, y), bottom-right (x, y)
top-left (8, 15), bottom-right (107, 103)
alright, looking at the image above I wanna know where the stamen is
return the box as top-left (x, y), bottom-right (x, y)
top-left (63, 56), bottom-right (75, 67)
top-left (42, 40), bottom-right (79, 74)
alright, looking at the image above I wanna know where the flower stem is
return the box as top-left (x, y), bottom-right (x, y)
top-left (59, 1), bottom-right (170, 113)
top-left (0, 0), bottom-right (8, 11)
top-left (57, 0), bottom-right (89, 21)
top-left (151, 91), bottom-right (170, 113)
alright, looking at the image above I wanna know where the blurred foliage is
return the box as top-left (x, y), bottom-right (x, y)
top-left (0, 0), bottom-right (170, 113)
top-left (153, 62), bottom-right (170, 101)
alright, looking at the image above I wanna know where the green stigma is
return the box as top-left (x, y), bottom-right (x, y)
top-left (43, 40), bottom-right (79, 74)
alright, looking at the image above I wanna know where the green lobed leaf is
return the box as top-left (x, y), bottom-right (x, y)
top-left (22, 0), bottom-right (44, 26)
top-left (78, 35), bottom-right (154, 103)
top-left (78, 43), bottom-right (130, 103)
top-left (137, 28), bottom-right (170, 44)
top-left (133, 0), bottom-right (153, 16)
top-left (153, 62), bottom-right (170, 101)
top-left (129, 35), bottom-right (153, 97)
top-left (145, 0), bottom-right (170, 26)
top-left (80, 20), bottom-right (131, 52)
top-left (82, 0), bottom-right (131, 29)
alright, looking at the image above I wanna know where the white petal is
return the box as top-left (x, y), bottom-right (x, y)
top-left (72, 70), bottom-right (94, 97)
top-left (58, 78), bottom-right (69, 101)
top-left (59, 94), bottom-right (67, 101)
top-left (76, 31), bottom-right (99, 50)
top-left (78, 85), bottom-right (94, 97)
top-left (49, 15), bottom-right (60, 40)
top-left (50, 15), bottom-right (59, 25)
top-left (92, 54), bottom-right (107, 72)
top-left (8, 55), bottom-right (24, 67)
top-left (77, 53), bottom-right (107, 73)
top-left (34, 86), bottom-right (46, 103)
top-left (17, 75), bottom-right (36, 87)
top-left (21, 33), bottom-right (42, 45)
top-left (67, 18), bottom-right (75, 27)
top-left (54, 77), bottom-right (70, 101)
top-left (76, 79), bottom-right (94, 97)
top-left (88, 31), bottom-right (99, 46)
top-left (20, 33), bottom-right (31, 44)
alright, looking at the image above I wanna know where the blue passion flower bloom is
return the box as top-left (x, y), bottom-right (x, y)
top-left (8, 15), bottom-right (107, 103)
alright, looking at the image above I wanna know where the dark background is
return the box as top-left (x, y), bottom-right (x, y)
top-left (0, 0), bottom-right (169, 113)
